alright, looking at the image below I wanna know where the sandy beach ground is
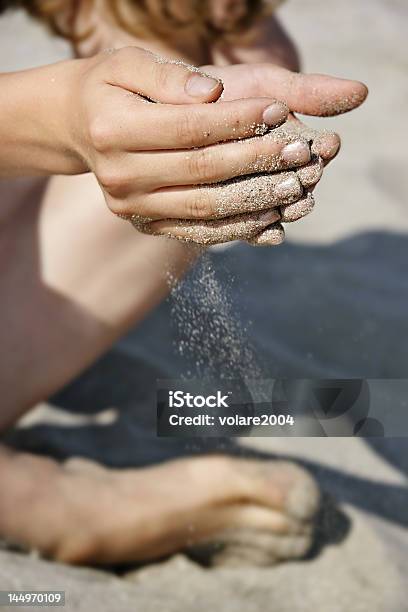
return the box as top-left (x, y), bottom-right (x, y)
top-left (0, 1), bottom-right (407, 610)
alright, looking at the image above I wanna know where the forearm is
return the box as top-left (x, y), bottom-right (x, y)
top-left (0, 60), bottom-right (87, 177)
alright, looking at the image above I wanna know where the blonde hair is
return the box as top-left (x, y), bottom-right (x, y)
top-left (1, 0), bottom-right (284, 43)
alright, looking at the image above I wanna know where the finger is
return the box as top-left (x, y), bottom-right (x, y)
top-left (280, 192), bottom-right (315, 223)
top-left (105, 96), bottom-right (289, 151)
top-left (137, 208), bottom-right (282, 245)
top-left (312, 132), bottom-right (341, 165)
top-left (281, 117), bottom-right (341, 165)
top-left (105, 46), bottom-right (224, 103)
top-left (296, 156), bottom-right (324, 189)
top-left (246, 223), bottom-right (286, 247)
top-left (131, 172), bottom-right (303, 220)
top-left (205, 64), bottom-right (369, 116)
top-left (136, 131), bottom-right (311, 189)
top-left (285, 71), bottom-right (369, 117)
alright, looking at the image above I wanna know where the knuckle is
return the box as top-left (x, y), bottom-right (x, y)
top-left (108, 195), bottom-right (151, 219)
top-left (97, 167), bottom-right (126, 195)
top-left (176, 111), bottom-right (202, 148)
top-left (103, 48), bottom-right (122, 76)
top-left (105, 197), bottom-right (130, 216)
top-left (104, 47), bottom-right (145, 85)
top-left (107, 46), bottom-right (133, 70)
top-left (242, 139), bottom-right (263, 172)
top-left (186, 189), bottom-right (214, 219)
top-left (187, 148), bottom-right (217, 183)
top-left (154, 62), bottom-right (173, 95)
top-left (115, 46), bottom-right (132, 60)
top-left (89, 116), bottom-right (114, 152)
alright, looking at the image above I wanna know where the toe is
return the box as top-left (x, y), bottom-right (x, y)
top-left (279, 462), bottom-right (321, 522)
top-left (239, 459), bottom-right (321, 522)
top-left (187, 526), bottom-right (314, 568)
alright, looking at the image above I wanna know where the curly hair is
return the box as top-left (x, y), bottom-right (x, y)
top-left (0, 0), bottom-right (284, 43)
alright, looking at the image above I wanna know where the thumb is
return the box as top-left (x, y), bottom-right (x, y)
top-left (206, 64), bottom-right (368, 116)
top-left (274, 69), bottom-right (369, 116)
top-left (107, 47), bottom-right (223, 104)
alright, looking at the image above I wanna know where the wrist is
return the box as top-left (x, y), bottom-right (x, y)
top-left (0, 60), bottom-right (89, 177)
top-left (56, 56), bottom-right (94, 174)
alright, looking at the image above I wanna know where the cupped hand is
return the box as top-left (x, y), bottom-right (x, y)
top-left (193, 63), bottom-right (368, 245)
top-left (67, 47), bottom-right (320, 244)
top-left (138, 62), bottom-right (368, 246)
top-left (203, 62), bottom-right (368, 160)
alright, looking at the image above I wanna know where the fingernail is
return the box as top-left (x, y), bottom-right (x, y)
top-left (281, 192), bottom-right (315, 222)
top-left (281, 141), bottom-right (311, 165)
top-left (186, 73), bottom-right (221, 97)
top-left (296, 156), bottom-right (324, 188)
top-left (258, 209), bottom-right (281, 224)
top-left (275, 175), bottom-right (302, 199)
top-left (312, 132), bottom-right (341, 159)
top-left (263, 102), bottom-right (288, 127)
top-left (250, 224), bottom-right (285, 246)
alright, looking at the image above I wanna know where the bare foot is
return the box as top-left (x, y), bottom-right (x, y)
top-left (0, 450), bottom-right (319, 566)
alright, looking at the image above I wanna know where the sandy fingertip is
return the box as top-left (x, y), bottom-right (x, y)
top-left (262, 101), bottom-right (289, 127)
top-left (280, 192), bottom-right (315, 222)
top-left (248, 223), bottom-right (285, 247)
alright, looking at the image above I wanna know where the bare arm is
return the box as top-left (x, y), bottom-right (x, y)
top-left (0, 61), bottom-right (86, 177)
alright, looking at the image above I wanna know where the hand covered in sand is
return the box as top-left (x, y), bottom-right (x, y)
top-left (195, 63), bottom-right (368, 245)
top-left (66, 46), bottom-right (316, 244)
top-left (136, 62), bottom-right (368, 246)
top-left (203, 62), bottom-right (368, 160)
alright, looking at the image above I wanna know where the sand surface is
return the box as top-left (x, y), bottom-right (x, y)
top-left (0, 1), bottom-right (407, 611)
top-left (0, 505), bottom-right (405, 612)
